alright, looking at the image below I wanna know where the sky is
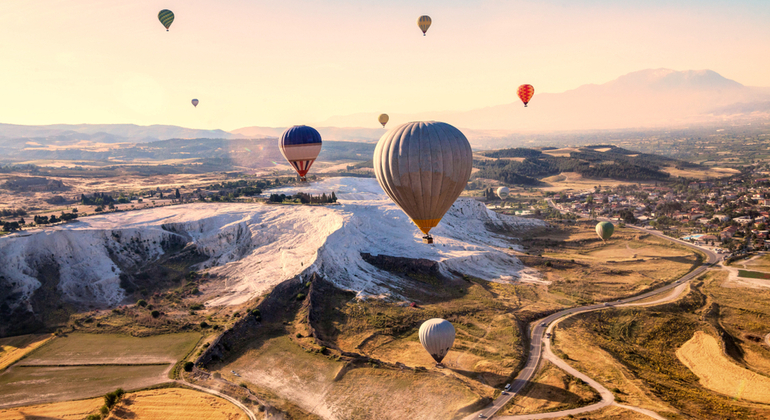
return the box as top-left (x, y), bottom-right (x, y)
top-left (0, 0), bottom-right (769, 130)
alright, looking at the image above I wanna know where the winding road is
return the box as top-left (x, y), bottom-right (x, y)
top-left (464, 204), bottom-right (718, 420)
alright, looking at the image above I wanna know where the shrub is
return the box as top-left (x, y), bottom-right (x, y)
top-left (296, 293), bottom-right (306, 300)
top-left (545, 261), bottom-right (553, 267)
top-left (151, 310), bottom-right (160, 318)
top-left (296, 333), bottom-right (303, 338)
top-left (100, 405), bottom-right (110, 415)
top-left (190, 303), bottom-right (204, 310)
top-left (86, 415), bottom-right (101, 420)
top-left (184, 361), bottom-right (194, 372)
top-left (136, 299), bottom-right (147, 307)
top-left (239, 382), bottom-right (248, 388)
top-left (320, 346), bottom-right (327, 354)
top-left (199, 321), bottom-right (209, 328)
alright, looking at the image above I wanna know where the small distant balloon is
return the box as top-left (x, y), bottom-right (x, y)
top-left (378, 114), bottom-right (389, 128)
top-left (518, 84), bottom-right (534, 107)
top-left (158, 9), bottom-right (174, 31)
top-left (191, 99), bottom-right (199, 108)
top-left (417, 15), bottom-right (432, 36)
top-left (496, 186), bottom-right (509, 199)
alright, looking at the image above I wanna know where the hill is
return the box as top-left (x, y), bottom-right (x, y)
top-left (0, 177), bottom-right (542, 335)
top-left (473, 145), bottom-right (698, 185)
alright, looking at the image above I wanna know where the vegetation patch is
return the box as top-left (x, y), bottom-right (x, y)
top-left (737, 269), bottom-right (770, 280)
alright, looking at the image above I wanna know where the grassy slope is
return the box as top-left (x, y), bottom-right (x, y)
top-left (552, 272), bottom-right (770, 419)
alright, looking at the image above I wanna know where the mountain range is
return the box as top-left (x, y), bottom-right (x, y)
top-left (1, 69), bottom-right (769, 148)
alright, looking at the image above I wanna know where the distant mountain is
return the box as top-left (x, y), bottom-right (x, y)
top-left (231, 126), bottom-right (384, 143)
top-left (0, 123), bottom-right (239, 143)
top-left (321, 69), bottom-right (770, 132)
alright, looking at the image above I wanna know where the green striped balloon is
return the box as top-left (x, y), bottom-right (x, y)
top-left (158, 9), bottom-right (174, 31)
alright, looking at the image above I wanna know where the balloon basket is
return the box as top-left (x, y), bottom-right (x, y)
top-left (435, 363), bottom-right (445, 368)
top-left (422, 235), bottom-right (434, 244)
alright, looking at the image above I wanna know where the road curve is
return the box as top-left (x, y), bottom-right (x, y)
top-left (177, 380), bottom-right (258, 420)
top-left (464, 206), bottom-right (718, 420)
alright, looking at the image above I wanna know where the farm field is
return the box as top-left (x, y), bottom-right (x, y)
top-left (661, 166), bottom-right (740, 179)
top-left (538, 172), bottom-right (649, 192)
top-left (0, 365), bottom-right (169, 408)
top-left (0, 333), bottom-right (200, 407)
top-left (0, 387), bottom-right (244, 420)
top-left (737, 269), bottom-right (770, 280)
top-left (107, 388), bottom-right (245, 420)
top-left (22, 332), bottom-right (200, 365)
top-left (0, 335), bottom-right (52, 371)
top-left (0, 395), bottom-right (101, 420)
top-left (676, 331), bottom-right (770, 403)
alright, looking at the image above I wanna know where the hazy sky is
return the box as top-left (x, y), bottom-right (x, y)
top-left (1, 0), bottom-right (769, 130)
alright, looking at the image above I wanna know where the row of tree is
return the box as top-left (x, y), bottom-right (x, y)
top-left (268, 192), bottom-right (338, 204)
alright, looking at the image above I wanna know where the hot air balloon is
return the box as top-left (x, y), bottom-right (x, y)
top-left (378, 114), bottom-right (389, 128)
top-left (417, 15), bottom-right (432, 36)
top-left (279, 125), bottom-right (322, 181)
top-left (497, 186), bottom-right (510, 199)
top-left (517, 84), bottom-right (534, 107)
top-left (596, 221), bottom-right (614, 241)
top-left (419, 318), bottom-right (455, 365)
top-left (191, 99), bottom-right (199, 108)
top-left (158, 9), bottom-right (174, 31)
top-left (373, 121), bottom-right (473, 244)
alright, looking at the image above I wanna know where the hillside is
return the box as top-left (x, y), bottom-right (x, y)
top-left (473, 145), bottom-right (699, 185)
top-left (0, 177), bottom-right (542, 334)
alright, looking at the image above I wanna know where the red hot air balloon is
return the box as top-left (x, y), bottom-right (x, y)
top-left (517, 84), bottom-right (534, 107)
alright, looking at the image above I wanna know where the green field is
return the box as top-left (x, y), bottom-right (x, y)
top-left (737, 270), bottom-right (770, 280)
top-left (22, 332), bottom-right (200, 365)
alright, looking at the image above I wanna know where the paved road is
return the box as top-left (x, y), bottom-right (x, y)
top-left (177, 379), bottom-right (258, 420)
top-left (463, 205), bottom-right (718, 419)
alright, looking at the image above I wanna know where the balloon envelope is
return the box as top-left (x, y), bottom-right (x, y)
top-left (378, 114), bottom-right (389, 127)
top-left (419, 318), bottom-right (455, 363)
top-left (158, 9), bottom-right (174, 30)
top-left (191, 99), bottom-right (199, 107)
top-left (279, 125), bottom-right (322, 179)
top-left (418, 15), bottom-right (432, 35)
top-left (373, 121), bottom-right (473, 236)
top-left (518, 84), bottom-right (534, 107)
top-left (497, 186), bottom-right (510, 199)
top-left (596, 221), bottom-right (614, 241)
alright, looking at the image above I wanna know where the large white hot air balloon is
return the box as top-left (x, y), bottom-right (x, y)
top-left (419, 318), bottom-right (455, 364)
top-left (496, 186), bottom-right (510, 199)
top-left (373, 121), bottom-right (473, 244)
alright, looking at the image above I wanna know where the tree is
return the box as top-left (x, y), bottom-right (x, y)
top-left (159, 191), bottom-right (164, 199)
top-left (18, 217), bottom-right (25, 225)
top-left (175, 189), bottom-right (181, 199)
